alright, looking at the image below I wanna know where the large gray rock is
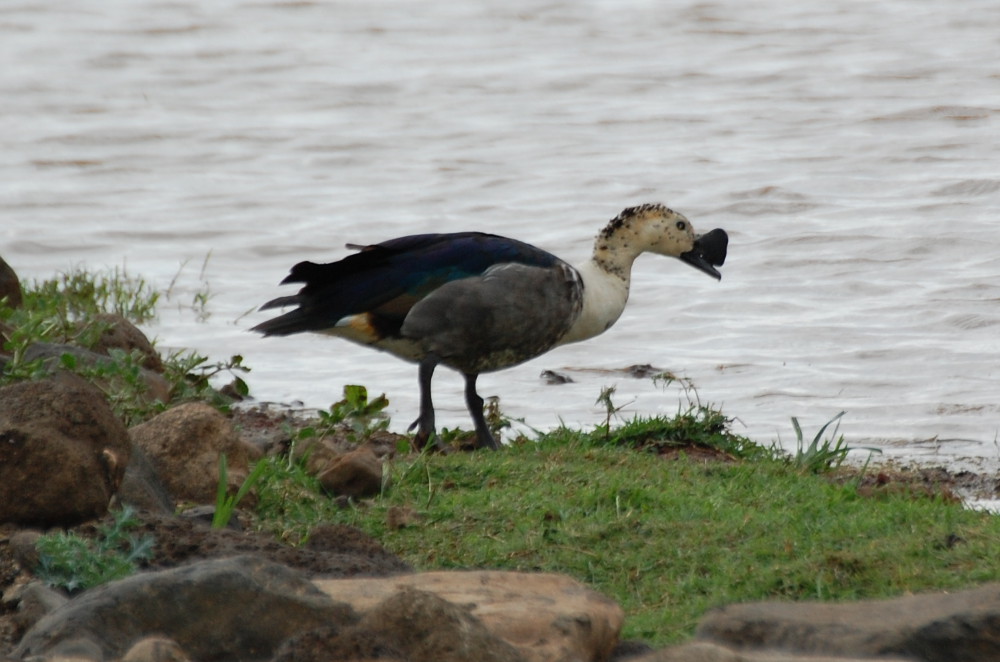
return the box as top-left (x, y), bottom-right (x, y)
top-left (0, 375), bottom-right (130, 526)
top-left (14, 555), bottom-right (357, 661)
top-left (696, 583), bottom-right (1000, 662)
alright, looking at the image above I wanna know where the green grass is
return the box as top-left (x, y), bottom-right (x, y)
top-left (252, 448), bottom-right (349, 544)
top-left (251, 417), bottom-right (1000, 646)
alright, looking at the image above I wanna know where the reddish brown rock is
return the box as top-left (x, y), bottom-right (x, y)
top-left (275, 586), bottom-right (525, 662)
top-left (87, 313), bottom-right (164, 373)
top-left (0, 255), bottom-right (22, 309)
top-left (128, 402), bottom-right (259, 505)
top-left (317, 445), bottom-right (384, 498)
top-left (0, 376), bottom-right (130, 526)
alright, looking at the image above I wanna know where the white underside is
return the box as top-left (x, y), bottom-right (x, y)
top-left (555, 259), bottom-right (630, 346)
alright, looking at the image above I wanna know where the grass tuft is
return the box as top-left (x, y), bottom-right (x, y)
top-left (790, 411), bottom-right (881, 474)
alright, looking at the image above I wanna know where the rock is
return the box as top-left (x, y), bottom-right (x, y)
top-left (275, 587), bottom-right (525, 662)
top-left (357, 586), bottom-right (526, 662)
top-left (121, 636), bottom-right (192, 662)
top-left (11, 581), bottom-right (69, 631)
top-left (128, 402), bottom-right (260, 505)
top-left (86, 313), bottom-right (163, 373)
top-left (14, 556), bottom-right (358, 661)
top-left (317, 445), bottom-right (384, 498)
top-left (314, 570), bottom-right (625, 662)
top-left (696, 583), bottom-right (1000, 661)
top-left (0, 376), bottom-right (130, 526)
top-left (271, 622), bottom-right (407, 662)
top-left (231, 404), bottom-right (299, 456)
top-left (291, 434), bottom-right (391, 499)
top-left (291, 435), bottom-right (342, 475)
top-left (8, 530), bottom-right (42, 571)
top-left (23, 342), bottom-right (172, 405)
top-left (385, 504), bottom-right (421, 530)
top-left (611, 639), bottom-right (655, 660)
top-left (0, 255), bottom-right (22, 309)
top-left (177, 504), bottom-right (241, 529)
top-left (116, 444), bottom-right (175, 514)
top-left (43, 636), bottom-right (105, 661)
top-left (541, 369), bottom-right (574, 385)
top-left (627, 641), bottom-right (913, 662)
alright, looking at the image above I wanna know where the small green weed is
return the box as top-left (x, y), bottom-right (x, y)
top-left (295, 385), bottom-right (389, 444)
top-left (213, 453), bottom-right (269, 529)
top-left (35, 506), bottom-right (154, 593)
top-left (162, 351), bottom-right (251, 409)
top-left (789, 411), bottom-right (881, 474)
top-left (165, 252), bottom-right (214, 322)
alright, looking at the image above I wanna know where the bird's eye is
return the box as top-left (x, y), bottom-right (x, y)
top-left (676, 221), bottom-right (686, 231)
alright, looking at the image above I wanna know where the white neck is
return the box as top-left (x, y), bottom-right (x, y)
top-left (556, 258), bottom-right (632, 345)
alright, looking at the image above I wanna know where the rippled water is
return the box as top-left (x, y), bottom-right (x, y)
top-left (3, 0), bottom-right (999, 471)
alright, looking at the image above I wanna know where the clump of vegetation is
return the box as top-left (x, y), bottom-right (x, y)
top-left (789, 411), bottom-right (881, 474)
top-left (35, 506), bottom-right (155, 593)
top-left (26, 265), bottom-right (160, 324)
top-left (0, 265), bottom-right (250, 424)
top-left (0, 267), bottom-right (158, 382)
top-left (252, 451), bottom-right (347, 544)
top-left (294, 384), bottom-right (390, 444)
top-left (586, 381), bottom-right (772, 461)
top-left (212, 453), bottom-right (269, 529)
top-left (160, 350), bottom-right (250, 411)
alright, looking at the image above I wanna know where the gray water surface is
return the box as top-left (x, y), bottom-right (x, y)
top-left (3, 0), bottom-right (999, 472)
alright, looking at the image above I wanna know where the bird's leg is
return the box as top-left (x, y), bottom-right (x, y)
top-left (464, 373), bottom-right (500, 450)
top-left (408, 356), bottom-right (448, 452)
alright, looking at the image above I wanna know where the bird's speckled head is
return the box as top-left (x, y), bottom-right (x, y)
top-left (593, 204), bottom-right (699, 276)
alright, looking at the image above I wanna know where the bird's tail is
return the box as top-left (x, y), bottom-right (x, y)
top-left (251, 297), bottom-right (312, 336)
